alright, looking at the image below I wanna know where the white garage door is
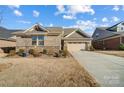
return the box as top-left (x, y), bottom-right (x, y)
top-left (67, 43), bottom-right (85, 52)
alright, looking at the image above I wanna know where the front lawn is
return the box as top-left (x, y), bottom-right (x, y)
top-left (0, 57), bottom-right (99, 87)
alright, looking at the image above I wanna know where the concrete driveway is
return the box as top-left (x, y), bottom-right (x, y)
top-left (70, 51), bottom-right (124, 87)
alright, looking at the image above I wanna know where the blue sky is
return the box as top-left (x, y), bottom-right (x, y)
top-left (0, 5), bottom-right (124, 35)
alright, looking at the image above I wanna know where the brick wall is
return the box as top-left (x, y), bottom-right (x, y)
top-left (104, 37), bottom-right (120, 50)
top-left (122, 37), bottom-right (124, 43)
top-left (16, 37), bottom-right (32, 47)
top-left (16, 46), bottom-right (60, 54)
top-left (92, 40), bottom-right (104, 50)
top-left (44, 35), bottom-right (61, 47)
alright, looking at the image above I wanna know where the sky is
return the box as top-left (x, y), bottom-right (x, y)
top-left (0, 5), bottom-right (124, 36)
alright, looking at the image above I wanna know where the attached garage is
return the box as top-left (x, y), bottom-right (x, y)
top-left (67, 43), bottom-right (86, 52)
top-left (63, 28), bottom-right (92, 52)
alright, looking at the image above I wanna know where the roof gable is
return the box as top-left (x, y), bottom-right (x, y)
top-left (106, 21), bottom-right (124, 32)
top-left (63, 28), bottom-right (77, 37)
top-left (23, 24), bottom-right (49, 33)
top-left (64, 29), bottom-right (90, 38)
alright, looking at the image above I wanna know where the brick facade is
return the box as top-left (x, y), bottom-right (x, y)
top-left (92, 37), bottom-right (123, 50)
top-left (92, 40), bottom-right (104, 50)
top-left (16, 35), bottom-right (61, 53)
top-left (104, 37), bottom-right (120, 50)
top-left (122, 37), bottom-right (124, 43)
top-left (16, 46), bottom-right (60, 54)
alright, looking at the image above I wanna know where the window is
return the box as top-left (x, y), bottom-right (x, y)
top-left (32, 36), bottom-right (37, 45)
top-left (32, 36), bottom-right (44, 46)
top-left (121, 27), bottom-right (124, 31)
top-left (38, 36), bottom-right (44, 46)
top-left (95, 33), bottom-right (99, 37)
top-left (122, 23), bottom-right (124, 25)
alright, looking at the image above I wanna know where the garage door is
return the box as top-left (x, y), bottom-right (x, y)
top-left (67, 43), bottom-right (85, 52)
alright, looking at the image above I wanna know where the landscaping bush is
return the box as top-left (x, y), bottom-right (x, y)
top-left (62, 50), bottom-right (68, 58)
top-left (43, 49), bottom-right (47, 54)
top-left (119, 44), bottom-right (124, 50)
top-left (18, 49), bottom-right (25, 56)
top-left (33, 51), bottom-right (41, 57)
top-left (59, 50), bottom-right (63, 54)
top-left (59, 49), bottom-right (68, 58)
top-left (29, 49), bottom-right (35, 55)
top-left (53, 52), bottom-right (59, 57)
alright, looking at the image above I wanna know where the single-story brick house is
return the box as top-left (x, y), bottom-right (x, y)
top-left (12, 23), bottom-right (92, 53)
top-left (92, 21), bottom-right (124, 50)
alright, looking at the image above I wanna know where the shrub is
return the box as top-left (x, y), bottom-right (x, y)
top-left (62, 50), bottom-right (68, 58)
top-left (33, 51), bottom-right (41, 57)
top-left (59, 50), bottom-right (63, 54)
top-left (18, 49), bottom-right (25, 56)
top-left (53, 52), bottom-right (59, 57)
top-left (59, 49), bottom-right (68, 58)
top-left (119, 44), bottom-right (124, 50)
top-left (29, 49), bottom-right (35, 55)
top-left (43, 49), bottom-right (47, 54)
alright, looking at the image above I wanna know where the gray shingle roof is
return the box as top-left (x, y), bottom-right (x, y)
top-left (63, 28), bottom-right (77, 37)
top-left (92, 27), bottom-right (121, 40)
top-left (45, 27), bottom-right (63, 34)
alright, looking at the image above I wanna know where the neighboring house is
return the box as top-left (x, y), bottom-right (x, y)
top-left (12, 24), bottom-right (92, 53)
top-left (0, 27), bottom-right (18, 53)
top-left (92, 21), bottom-right (124, 50)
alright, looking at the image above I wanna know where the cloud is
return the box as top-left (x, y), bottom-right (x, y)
top-left (14, 10), bottom-right (22, 16)
top-left (55, 5), bottom-right (65, 15)
top-left (112, 6), bottom-right (120, 11)
top-left (122, 6), bottom-right (124, 11)
top-left (64, 20), bottom-right (97, 35)
top-left (76, 20), bottom-right (97, 30)
top-left (49, 23), bottom-right (53, 27)
top-left (33, 10), bottom-right (40, 17)
top-left (93, 18), bottom-right (97, 21)
top-left (67, 5), bottom-right (95, 15)
top-left (102, 17), bottom-right (108, 22)
top-left (39, 22), bottom-right (43, 26)
top-left (63, 15), bottom-right (76, 20)
top-left (55, 5), bottom-right (95, 20)
top-left (100, 23), bottom-right (109, 27)
top-left (8, 5), bottom-right (20, 9)
top-left (17, 20), bottom-right (31, 24)
top-left (112, 16), bottom-right (120, 22)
